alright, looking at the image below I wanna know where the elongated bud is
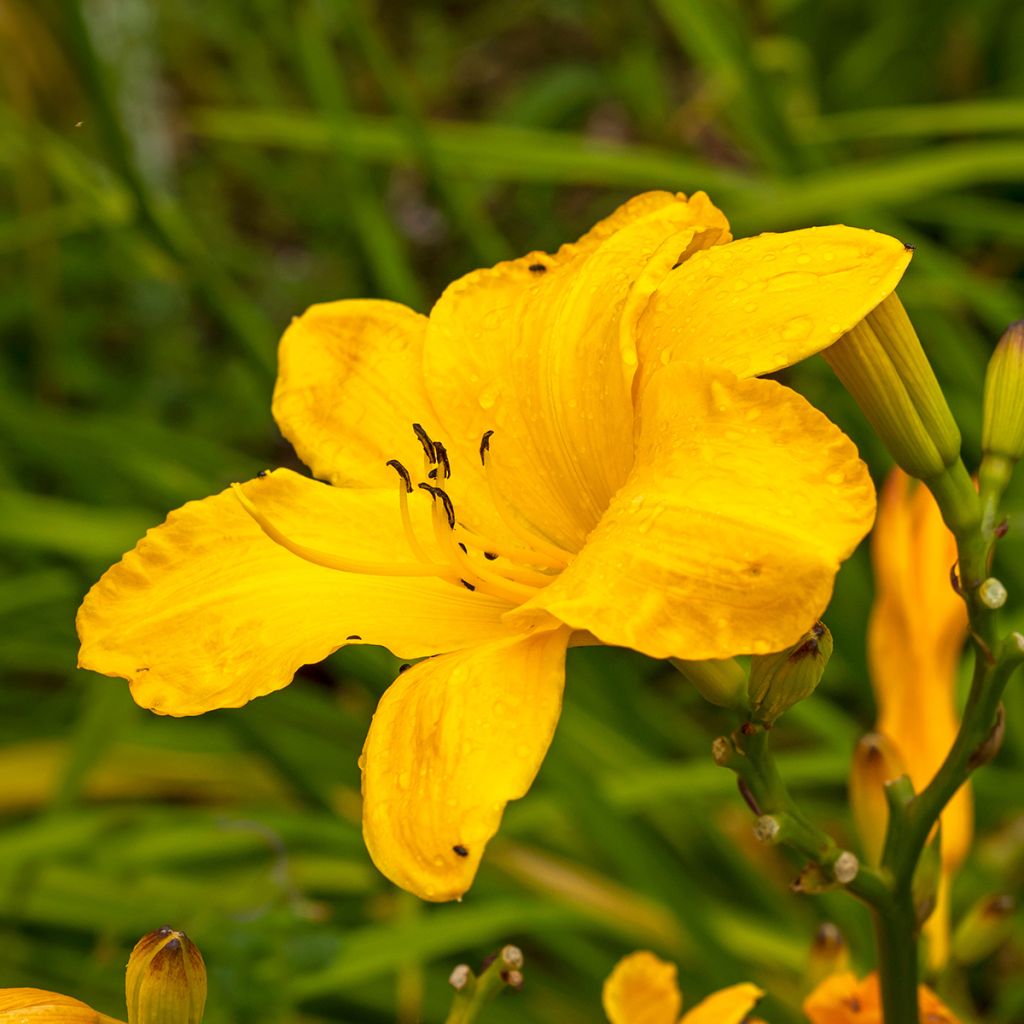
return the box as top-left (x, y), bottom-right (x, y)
top-left (912, 833), bottom-right (942, 928)
top-left (747, 622), bottom-right (832, 724)
top-left (849, 733), bottom-right (907, 865)
top-left (126, 928), bottom-right (206, 1024)
top-left (671, 657), bottom-right (748, 711)
top-left (982, 322), bottom-right (1024, 463)
top-left (807, 923), bottom-right (849, 988)
top-left (952, 893), bottom-right (1016, 965)
top-left (824, 293), bottom-right (961, 480)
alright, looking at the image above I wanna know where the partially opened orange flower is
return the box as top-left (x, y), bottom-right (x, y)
top-left (862, 468), bottom-right (972, 962)
top-left (78, 190), bottom-right (910, 900)
top-left (803, 971), bottom-right (960, 1023)
top-left (602, 951), bottom-right (764, 1024)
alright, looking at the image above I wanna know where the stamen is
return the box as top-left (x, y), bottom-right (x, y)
top-left (385, 459), bottom-right (413, 494)
top-left (433, 441), bottom-right (451, 480)
top-left (231, 483), bottom-right (452, 578)
top-left (418, 482), bottom-right (455, 528)
top-left (479, 430), bottom-right (494, 466)
top-left (412, 423), bottom-right (436, 463)
top-left (419, 483), bottom-right (535, 604)
top-left (388, 460), bottom-right (433, 564)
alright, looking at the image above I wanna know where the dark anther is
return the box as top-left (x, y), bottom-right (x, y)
top-left (433, 441), bottom-right (451, 480)
top-left (346, 634), bottom-right (362, 641)
top-left (458, 541), bottom-right (468, 553)
top-left (386, 459), bottom-right (413, 494)
top-left (412, 423), bottom-right (436, 462)
top-left (461, 579), bottom-right (476, 590)
top-left (484, 551), bottom-right (498, 560)
top-left (528, 262), bottom-right (546, 273)
top-left (417, 482), bottom-right (456, 528)
top-left (453, 844), bottom-right (469, 857)
top-left (428, 468), bottom-right (438, 479)
top-left (398, 663), bottom-right (411, 674)
top-left (479, 429), bottom-right (494, 465)
top-left (257, 469), bottom-right (270, 478)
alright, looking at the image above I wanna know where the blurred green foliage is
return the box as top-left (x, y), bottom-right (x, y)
top-left (2, 0), bottom-right (1024, 1021)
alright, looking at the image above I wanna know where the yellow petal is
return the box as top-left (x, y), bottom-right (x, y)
top-left (680, 983), bottom-right (764, 1024)
top-left (601, 951), bottom-right (681, 1024)
top-left (512, 364), bottom-right (875, 660)
top-left (636, 226), bottom-right (912, 385)
top-left (272, 299), bottom-right (435, 490)
top-left (424, 192), bottom-right (729, 553)
top-left (78, 470), bottom-right (517, 716)
top-left (0, 989), bottom-right (121, 1024)
top-left (869, 469), bottom-right (971, 870)
top-left (360, 628), bottom-right (569, 900)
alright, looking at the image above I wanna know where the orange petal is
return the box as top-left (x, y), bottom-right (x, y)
top-left (360, 628), bottom-right (569, 900)
top-left (78, 470), bottom-right (518, 716)
top-left (0, 989), bottom-right (122, 1024)
top-left (511, 364), bottom-right (875, 660)
top-left (601, 951), bottom-right (681, 1024)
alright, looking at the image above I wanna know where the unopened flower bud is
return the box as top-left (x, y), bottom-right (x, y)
top-left (849, 733), bottom-right (907, 865)
top-left (671, 656), bottom-right (748, 711)
top-left (748, 622), bottom-right (832, 724)
top-left (125, 928), bottom-right (206, 1024)
top-left (952, 893), bottom-right (1016, 965)
top-left (982, 322), bottom-right (1024, 463)
top-left (449, 965), bottom-right (472, 991)
top-left (912, 835), bottom-right (941, 928)
top-left (979, 577), bottom-right (1008, 609)
top-left (807, 923), bottom-right (849, 988)
top-left (825, 293), bottom-right (961, 480)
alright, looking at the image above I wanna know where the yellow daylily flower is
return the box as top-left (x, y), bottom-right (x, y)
top-left (602, 951), bottom-right (765, 1024)
top-left (0, 989), bottom-right (123, 1024)
top-left (864, 467), bottom-right (972, 963)
top-left (78, 190), bottom-right (910, 901)
top-left (803, 971), bottom-right (960, 1023)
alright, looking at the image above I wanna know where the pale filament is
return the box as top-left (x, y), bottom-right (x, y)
top-left (419, 485), bottom-right (536, 605)
top-left (455, 523), bottom-right (564, 570)
top-left (231, 483), bottom-right (457, 579)
top-left (453, 529), bottom-right (556, 589)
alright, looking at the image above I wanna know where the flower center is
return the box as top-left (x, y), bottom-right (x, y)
top-left (231, 424), bottom-right (571, 607)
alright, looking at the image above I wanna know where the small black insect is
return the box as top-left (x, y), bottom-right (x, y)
top-left (257, 469), bottom-right (270, 478)
top-left (528, 263), bottom-right (546, 273)
top-left (452, 844), bottom-right (469, 857)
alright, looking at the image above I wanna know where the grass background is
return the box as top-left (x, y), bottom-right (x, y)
top-left (2, 0), bottom-right (1024, 1021)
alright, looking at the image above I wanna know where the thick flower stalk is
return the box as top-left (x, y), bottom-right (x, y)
top-left (601, 951), bottom-right (764, 1024)
top-left (78, 190), bottom-right (912, 901)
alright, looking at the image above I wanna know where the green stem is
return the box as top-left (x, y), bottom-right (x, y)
top-left (872, 894), bottom-right (921, 1023)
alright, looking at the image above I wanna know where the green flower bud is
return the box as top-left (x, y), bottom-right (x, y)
top-left (982, 322), bottom-right (1024, 462)
top-left (824, 293), bottom-right (961, 480)
top-left (747, 622), bottom-right (832, 724)
top-left (125, 928), bottom-right (206, 1024)
top-left (671, 656), bottom-right (748, 711)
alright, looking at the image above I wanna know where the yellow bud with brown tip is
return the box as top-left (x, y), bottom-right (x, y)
top-left (125, 929), bottom-right (206, 1024)
top-left (747, 622), bottom-right (832, 724)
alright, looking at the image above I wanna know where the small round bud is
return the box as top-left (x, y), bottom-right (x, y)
top-left (748, 622), bottom-right (833, 724)
top-left (448, 965), bottom-right (472, 991)
top-left (833, 851), bottom-right (859, 885)
top-left (503, 970), bottom-right (524, 991)
top-left (753, 815), bottom-right (781, 844)
top-left (711, 736), bottom-right (733, 766)
top-left (979, 577), bottom-right (1008, 609)
top-left (125, 928), bottom-right (206, 1024)
top-left (500, 946), bottom-right (523, 969)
